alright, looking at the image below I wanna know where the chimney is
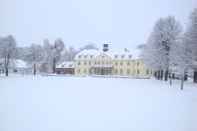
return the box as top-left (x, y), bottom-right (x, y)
top-left (103, 43), bottom-right (109, 52)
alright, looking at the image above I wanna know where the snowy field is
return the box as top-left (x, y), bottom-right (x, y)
top-left (0, 75), bottom-right (197, 131)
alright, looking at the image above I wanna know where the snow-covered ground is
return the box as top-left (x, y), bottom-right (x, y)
top-left (0, 75), bottom-right (197, 131)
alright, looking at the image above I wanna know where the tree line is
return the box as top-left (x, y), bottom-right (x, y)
top-left (142, 8), bottom-right (197, 89)
top-left (0, 37), bottom-right (98, 76)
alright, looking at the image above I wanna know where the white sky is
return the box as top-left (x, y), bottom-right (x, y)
top-left (0, 0), bottom-right (196, 50)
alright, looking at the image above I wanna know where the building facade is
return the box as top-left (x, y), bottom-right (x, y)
top-left (74, 49), bottom-right (152, 78)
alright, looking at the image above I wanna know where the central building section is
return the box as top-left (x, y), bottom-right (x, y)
top-left (90, 53), bottom-right (113, 75)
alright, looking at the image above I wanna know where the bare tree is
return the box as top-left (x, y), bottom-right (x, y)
top-left (0, 35), bottom-right (17, 76)
top-left (26, 44), bottom-right (44, 75)
top-left (41, 39), bottom-right (53, 73)
top-left (52, 38), bottom-right (65, 73)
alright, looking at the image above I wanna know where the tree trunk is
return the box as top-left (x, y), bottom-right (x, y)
top-left (158, 70), bottom-right (161, 80)
top-left (181, 76), bottom-right (184, 90)
top-left (184, 73), bottom-right (188, 81)
top-left (155, 71), bottom-right (159, 80)
top-left (5, 54), bottom-right (10, 77)
top-left (5, 67), bottom-right (8, 76)
top-left (164, 70), bottom-right (169, 81)
top-left (33, 63), bottom-right (36, 75)
top-left (154, 71), bottom-right (157, 79)
top-left (160, 70), bottom-right (164, 80)
top-left (172, 73), bottom-right (175, 79)
top-left (52, 58), bottom-right (56, 73)
top-left (193, 71), bottom-right (197, 83)
top-left (156, 71), bottom-right (159, 80)
top-left (169, 73), bottom-right (172, 86)
top-left (181, 69), bottom-right (187, 90)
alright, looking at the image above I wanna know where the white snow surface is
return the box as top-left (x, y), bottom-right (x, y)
top-left (0, 76), bottom-right (197, 131)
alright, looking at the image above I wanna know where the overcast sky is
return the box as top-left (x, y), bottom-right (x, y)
top-left (0, 0), bottom-right (196, 50)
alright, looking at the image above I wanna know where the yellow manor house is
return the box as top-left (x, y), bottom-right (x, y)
top-left (55, 44), bottom-right (152, 78)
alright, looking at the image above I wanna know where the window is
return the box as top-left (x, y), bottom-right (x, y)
top-left (84, 61), bottom-right (87, 65)
top-left (78, 62), bottom-right (80, 65)
top-left (90, 55), bottom-right (93, 58)
top-left (78, 69), bottom-right (80, 73)
top-left (78, 55), bottom-right (81, 58)
top-left (129, 55), bottom-right (132, 59)
top-left (120, 62), bottom-right (123, 66)
top-left (115, 62), bottom-right (118, 66)
top-left (127, 62), bottom-right (130, 66)
top-left (121, 55), bottom-right (125, 58)
top-left (114, 55), bottom-right (118, 58)
top-left (89, 61), bottom-right (91, 65)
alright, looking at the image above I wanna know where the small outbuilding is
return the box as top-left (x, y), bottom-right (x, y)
top-left (56, 61), bottom-right (75, 75)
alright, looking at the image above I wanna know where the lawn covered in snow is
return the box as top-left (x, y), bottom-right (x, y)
top-left (0, 75), bottom-right (197, 131)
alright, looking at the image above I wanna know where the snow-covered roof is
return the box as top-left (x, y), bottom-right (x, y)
top-left (75, 49), bottom-right (101, 60)
top-left (0, 59), bottom-right (29, 68)
top-left (106, 50), bottom-right (132, 60)
top-left (13, 59), bottom-right (28, 68)
top-left (57, 61), bottom-right (74, 68)
top-left (74, 48), bottom-right (141, 60)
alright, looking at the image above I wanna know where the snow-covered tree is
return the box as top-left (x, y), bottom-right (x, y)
top-left (79, 43), bottom-right (98, 51)
top-left (26, 44), bottom-right (44, 75)
top-left (0, 35), bottom-right (17, 76)
top-left (68, 46), bottom-right (78, 61)
top-left (170, 35), bottom-right (193, 89)
top-left (40, 38), bottom-right (65, 73)
top-left (40, 39), bottom-right (54, 73)
top-left (60, 42), bottom-right (97, 62)
top-left (60, 46), bottom-right (78, 62)
top-left (15, 47), bottom-right (30, 61)
top-left (185, 8), bottom-right (197, 83)
top-left (52, 38), bottom-right (65, 73)
top-left (142, 16), bottom-right (182, 81)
